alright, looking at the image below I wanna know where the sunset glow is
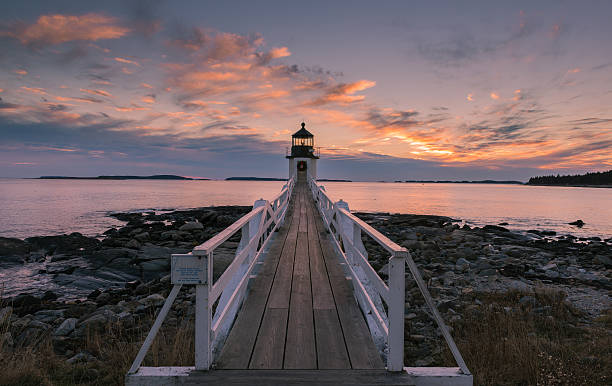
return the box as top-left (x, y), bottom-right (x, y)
top-left (1, 2), bottom-right (611, 180)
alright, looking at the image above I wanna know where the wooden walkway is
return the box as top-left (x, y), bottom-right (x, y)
top-left (216, 177), bottom-right (384, 370)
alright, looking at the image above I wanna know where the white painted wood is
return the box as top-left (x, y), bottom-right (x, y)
top-left (195, 269), bottom-right (211, 370)
top-left (128, 284), bottom-right (182, 374)
top-left (405, 255), bottom-right (471, 375)
top-left (387, 254), bottom-right (406, 371)
top-left (128, 178), bottom-right (295, 377)
top-left (404, 367), bottom-right (473, 386)
top-left (308, 176), bottom-right (471, 377)
top-left (193, 206), bottom-right (265, 256)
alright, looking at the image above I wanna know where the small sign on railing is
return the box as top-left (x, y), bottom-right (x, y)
top-left (171, 254), bottom-right (207, 285)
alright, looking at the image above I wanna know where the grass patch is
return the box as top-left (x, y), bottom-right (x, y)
top-left (0, 309), bottom-right (195, 385)
top-left (441, 288), bottom-right (611, 385)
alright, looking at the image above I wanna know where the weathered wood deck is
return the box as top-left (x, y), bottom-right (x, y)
top-left (216, 176), bottom-right (384, 370)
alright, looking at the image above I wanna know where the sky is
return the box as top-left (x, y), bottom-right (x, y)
top-left (1, 0), bottom-right (611, 181)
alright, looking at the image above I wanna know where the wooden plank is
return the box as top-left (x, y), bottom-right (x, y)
top-left (313, 209), bottom-right (384, 370)
top-left (266, 196), bottom-right (300, 309)
top-left (284, 225), bottom-right (316, 369)
top-left (250, 188), bottom-right (300, 368)
top-left (216, 200), bottom-right (293, 369)
top-left (248, 308), bottom-right (289, 369)
top-left (313, 309), bottom-right (351, 369)
top-left (306, 201), bottom-right (335, 310)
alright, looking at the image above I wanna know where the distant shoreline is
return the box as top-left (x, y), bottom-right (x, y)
top-left (35, 175), bottom-right (209, 181)
top-left (526, 184), bottom-right (612, 188)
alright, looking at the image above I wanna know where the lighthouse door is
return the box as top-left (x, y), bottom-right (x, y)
top-left (297, 161), bottom-right (307, 181)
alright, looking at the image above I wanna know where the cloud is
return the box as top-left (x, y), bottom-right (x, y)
top-left (114, 57), bottom-right (140, 66)
top-left (20, 86), bottom-right (47, 95)
top-left (0, 13), bottom-right (130, 46)
top-left (490, 92), bottom-right (500, 100)
top-left (141, 94), bottom-right (156, 104)
top-left (308, 80), bottom-right (375, 106)
top-left (80, 88), bottom-right (112, 97)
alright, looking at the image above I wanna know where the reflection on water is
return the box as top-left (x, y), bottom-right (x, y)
top-left (0, 179), bottom-right (611, 239)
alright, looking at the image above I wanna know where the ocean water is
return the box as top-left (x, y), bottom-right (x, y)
top-left (1, 178), bottom-right (611, 239)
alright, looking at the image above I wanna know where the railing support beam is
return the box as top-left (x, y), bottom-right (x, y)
top-left (195, 252), bottom-right (212, 370)
top-left (388, 253), bottom-right (406, 371)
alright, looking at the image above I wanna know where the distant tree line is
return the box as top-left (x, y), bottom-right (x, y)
top-left (527, 170), bottom-right (612, 185)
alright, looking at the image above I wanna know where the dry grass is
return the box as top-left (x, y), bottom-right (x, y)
top-left (441, 288), bottom-right (612, 386)
top-left (0, 309), bottom-right (195, 386)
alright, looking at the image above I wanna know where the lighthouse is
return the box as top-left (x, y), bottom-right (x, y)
top-left (286, 122), bottom-right (319, 181)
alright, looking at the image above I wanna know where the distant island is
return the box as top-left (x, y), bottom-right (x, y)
top-left (225, 177), bottom-right (352, 182)
top-left (397, 180), bottom-right (524, 184)
top-left (38, 175), bottom-right (206, 180)
top-left (226, 177), bottom-right (287, 181)
top-left (527, 170), bottom-right (612, 187)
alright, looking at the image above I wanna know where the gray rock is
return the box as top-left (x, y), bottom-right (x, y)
top-left (67, 351), bottom-right (96, 364)
top-left (541, 263), bottom-right (557, 271)
top-left (139, 259), bottom-right (169, 272)
top-left (161, 230), bottom-right (182, 241)
top-left (139, 293), bottom-right (165, 307)
top-left (54, 318), bottom-right (77, 336)
top-left (117, 311), bottom-right (135, 326)
top-left (478, 268), bottom-right (497, 276)
top-left (594, 255), bottom-right (612, 267)
top-left (455, 258), bottom-right (471, 271)
top-left (125, 239), bottom-right (141, 249)
top-left (33, 309), bottom-right (65, 323)
top-left (134, 232), bottom-right (150, 242)
top-left (179, 221), bottom-right (204, 231)
top-left (401, 239), bottom-right (420, 250)
top-left (456, 246), bottom-right (476, 260)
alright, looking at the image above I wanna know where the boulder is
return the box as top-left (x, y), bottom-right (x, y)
top-left (33, 309), bottom-right (65, 323)
top-left (25, 233), bottom-right (99, 254)
top-left (66, 351), bottom-right (96, 364)
top-left (594, 255), bottom-right (612, 267)
top-left (54, 318), bottom-right (77, 336)
top-left (0, 237), bottom-right (30, 256)
top-left (139, 293), bottom-right (165, 307)
top-left (125, 239), bottom-right (141, 249)
top-left (179, 221), bottom-right (204, 231)
top-left (455, 258), bottom-right (471, 272)
top-left (134, 232), bottom-right (150, 242)
top-left (568, 219), bottom-right (585, 227)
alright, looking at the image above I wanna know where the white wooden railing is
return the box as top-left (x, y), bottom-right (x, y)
top-left (308, 177), bottom-right (471, 376)
top-left (127, 177), bottom-right (295, 374)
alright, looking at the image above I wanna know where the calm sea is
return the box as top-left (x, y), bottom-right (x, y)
top-left (1, 179), bottom-right (611, 239)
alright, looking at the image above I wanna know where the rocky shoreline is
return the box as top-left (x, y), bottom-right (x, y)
top-left (1, 207), bottom-right (611, 384)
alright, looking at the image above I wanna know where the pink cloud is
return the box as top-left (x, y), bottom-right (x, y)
top-left (114, 57), bottom-right (140, 66)
top-left (20, 86), bottom-right (47, 95)
top-left (0, 13), bottom-right (130, 45)
top-left (80, 88), bottom-right (112, 97)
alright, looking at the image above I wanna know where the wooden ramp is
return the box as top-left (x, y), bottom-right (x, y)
top-left (216, 178), bottom-right (384, 370)
top-left (126, 176), bottom-right (472, 385)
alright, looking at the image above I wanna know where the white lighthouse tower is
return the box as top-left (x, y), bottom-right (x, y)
top-left (286, 122), bottom-right (319, 181)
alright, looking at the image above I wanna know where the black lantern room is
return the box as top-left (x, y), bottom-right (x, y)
top-left (286, 122), bottom-right (319, 159)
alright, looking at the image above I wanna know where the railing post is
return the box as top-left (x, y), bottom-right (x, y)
top-left (195, 252), bottom-right (212, 370)
top-left (388, 251), bottom-right (407, 372)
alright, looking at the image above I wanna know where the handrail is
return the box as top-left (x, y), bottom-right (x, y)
top-left (128, 177), bottom-right (295, 374)
top-left (308, 176), bottom-right (470, 375)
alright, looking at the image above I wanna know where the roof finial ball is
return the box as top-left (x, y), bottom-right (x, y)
top-left (301, 122), bottom-right (306, 129)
